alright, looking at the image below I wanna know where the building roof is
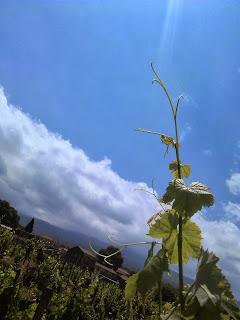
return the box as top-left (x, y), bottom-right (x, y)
top-left (117, 267), bottom-right (130, 276)
top-left (67, 246), bottom-right (84, 253)
top-left (80, 247), bottom-right (96, 258)
top-left (99, 274), bottom-right (118, 284)
top-left (95, 262), bottom-right (117, 275)
top-left (119, 274), bottom-right (128, 281)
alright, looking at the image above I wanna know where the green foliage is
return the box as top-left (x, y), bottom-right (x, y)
top-left (0, 199), bottom-right (20, 228)
top-left (0, 229), bottom-right (165, 319)
top-left (195, 249), bottom-right (233, 297)
top-left (161, 283), bottom-right (178, 303)
top-left (125, 248), bottom-right (169, 300)
top-left (0, 227), bottom-right (13, 256)
top-left (98, 246), bottom-right (123, 271)
top-left (163, 249), bottom-right (240, 320)
top-left (148, 211), bottom-right (201, 263)
top-left (169, 160), bottom-right (191, 179)
top-left (160, 134), bottom-right (175, 146)
top-left (24, 218), bottom-right (34, 233)
top-left (160, 134), bottom-right (175, 155)
top-left (161, 179), bottom-right (214, 217)
top-left (185, 251), bottom-right (240, 319)
top-left (144, 241), bottom-right (156, 267)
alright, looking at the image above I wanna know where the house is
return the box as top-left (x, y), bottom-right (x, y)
top-left (15, 228), bottom-right (35, 239)
top-left (95, 262), bottom-right (119, 282)
top-left (118, 274), bottom-right (129, 289)
top-left (63, 246), bottom-right (96, 272)
top-left (80, 247), bottom-right (96, 271)
top-left (57, 247), bottom-right (68, 257)
top-left (116, 267), bottom-right (131, 277)
top-left (63, 247), bottom-right (131, 284)
top-left (63, 246), bottom-right (84, 265)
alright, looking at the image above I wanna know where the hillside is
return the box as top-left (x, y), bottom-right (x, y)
top-left (20, 214), bottom-right (193, 286)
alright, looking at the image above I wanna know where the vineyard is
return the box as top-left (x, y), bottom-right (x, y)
top-left (0, 226), bottom-right (178, 320)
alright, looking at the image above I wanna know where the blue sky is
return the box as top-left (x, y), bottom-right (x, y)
top-left (0, 0), bottom-right (240, 296)
top-left (1, 0), bottom-right (240, 199)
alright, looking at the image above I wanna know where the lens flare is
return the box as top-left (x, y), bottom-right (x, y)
top-left (159, 0), bottom-right (183, 58)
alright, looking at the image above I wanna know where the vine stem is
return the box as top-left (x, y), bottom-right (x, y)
top-left (158, 279), bottom-right (163, 320)
top-left (173, 111), bottom-right (184, 312)
top-left (137, 64), bottom-right (185, 313)
top-left (89, 239), bottom-right (161, 266)
top-left (151, 64), bottom-right (185, 312)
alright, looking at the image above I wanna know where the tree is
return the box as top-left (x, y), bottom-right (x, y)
top-left (0, 200), bottom-right (20, 229)
top-left (152, 283), bottom-right (177, 303)
top-left (98, 246), bottom-right (123, 271)
top-left (24, 218), bottom-right (35, 233)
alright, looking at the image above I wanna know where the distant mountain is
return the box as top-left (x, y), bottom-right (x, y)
top-left (20, 215), bottom-right (141, 266)
top-left (20, 215), bottom-right (193, 286)
top-left (20, 214), bottom-right (107, 249)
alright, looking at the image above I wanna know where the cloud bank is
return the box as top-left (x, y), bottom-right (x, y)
top-left (193, 214), bottom-right (240, 297)
top-left (225, 171), bottom-right (240, 222)
top-left (0, 87), bottom-right (158, 241)
top-left (224, 201), bottom-right (240, 221)
top-left (226, 173), bottom-right (240, 195)
top-left (0, 87), bottom-right (239, 298)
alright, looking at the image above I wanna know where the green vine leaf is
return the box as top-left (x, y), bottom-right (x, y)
top-left (160, 134), bottom-right (175, 156)
top-left (195, 284), bottom-right (218, 307)
top-left (195, 307), bottom-right (222, 320)
top-left (147, 212), bottom-right (201, 264)
top-left (182, 250), bottom-right (240, 320)
top-left (161, 179), bottom-right (214, 217)
top-left (220, 296), bottom-right (240, 320)
top-left (147, 211), bottom-right (178, 240)
top-left (125, 249), bottom-right (169, 300)
top-left (144, 241), bottom-right (156, 267)
top-left (162, 312), bottom-right (184, 320)
top-left (147, 211), bottom-right (162, 226)
top-left (124, 273), bottom-right (139, 300)
top-left (160, 134), bottom-right (175, 146)
top-left (220, 315), bottom-right (232, 320)
top-left (195, 249), bottom-right (233, 297)
top-left (169, 160), bottom-right (191, 179)
top-left (147, 209), bottom-right (176, 227)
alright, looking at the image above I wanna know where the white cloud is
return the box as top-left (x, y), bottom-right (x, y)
top-left (180, 93), bottom-right (198, 109)
top-left (226, 173), bottom-right (240, 195)
top-left (193, 213), bottom-right (240, 299)
top-left (180, 123), bottom-right (192, 142)
top-left (203, 149), bottom-right (212, 157)
top-left (224, 201), bottom-right (240, 220)
top-left (0, 87), bottom-right (158, 242)
top-left (0, 87), bottom-right (239, 298)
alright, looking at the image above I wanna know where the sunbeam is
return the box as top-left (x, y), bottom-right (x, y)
top-left (158, 0), bottom-right (183, 59)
